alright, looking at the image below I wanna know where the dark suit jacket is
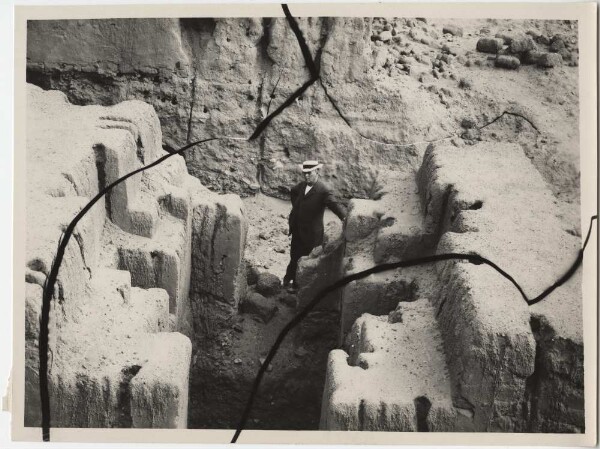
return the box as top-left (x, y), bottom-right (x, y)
top-left (288, 180), bottom-right (347, 250)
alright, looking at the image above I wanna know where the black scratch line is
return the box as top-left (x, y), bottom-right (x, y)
top-left (282, 4), bottom-right (319, 78)
top-left (249, 77), bottom-right (317, 140)
top-left (249, 4), bottom-right (320, 141)
top-left (38, 139), bottom-right (215, 441)
top-left (231, 215), bottom-right (597, 442)
top-left (529, 214), bottom-right (597, 305)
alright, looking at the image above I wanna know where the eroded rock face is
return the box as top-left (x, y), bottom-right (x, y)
top-left (26, 17), bottom-right (582, 203)
top-left (24, 17), bottom-right (414, 199)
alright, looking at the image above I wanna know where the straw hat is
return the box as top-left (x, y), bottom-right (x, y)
top-left (300, 160), bottom-right (323, 173)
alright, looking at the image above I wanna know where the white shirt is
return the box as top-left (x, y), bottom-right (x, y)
top-left (304, 184), bottom-right (314, 195)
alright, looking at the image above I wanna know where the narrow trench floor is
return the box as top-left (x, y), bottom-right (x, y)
top-left (188, 193), bottom-right (339, 430)
top-left (187, 285), bottom-right (339, 430)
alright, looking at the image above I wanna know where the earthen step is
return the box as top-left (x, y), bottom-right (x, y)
top-left (339, 268), bottom-right (417, 337)
top-left (321, 299), bottom-right (473, 431)
top-left (102, 213), bottom-right (188, 313)
top-left (43, 270), bottom-right (183, 428)
top-left (98, 170), bottom-right (196, 337)
top-left (82, 268), bottom-right (170, 336)
top-left (24, 86), bottom-right (194, 429)
top-left (95, 126), bottom-right (150, 238)
top-left (340, 168), bottom-right (429, 338)
top-left (97, 125), bottom-right (193, 239)
top-left (126, 187), bottom-right (160, 238)
top-left (371, 169), bottom-right (428, 263)
top-left (97, 119), bottom-right (192, 240)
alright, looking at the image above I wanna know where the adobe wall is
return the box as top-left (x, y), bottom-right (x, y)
top-left (320, 142), bottom-right (583, 432)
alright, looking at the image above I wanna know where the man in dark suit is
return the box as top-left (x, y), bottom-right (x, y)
top-left (283, 160), bottom-right (347, 291)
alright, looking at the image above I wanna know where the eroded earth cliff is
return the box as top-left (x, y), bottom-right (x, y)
top-left (27, 17), bottom-right (580, 203)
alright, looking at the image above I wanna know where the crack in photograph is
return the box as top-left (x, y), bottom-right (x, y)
top-left (16, 3), bottom-right (596, 445)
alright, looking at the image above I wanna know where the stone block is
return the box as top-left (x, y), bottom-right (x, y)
top-left (378, 30), bottom-right (393, 42)
top-left (537, 52), bottom-right (563, 68)
top-left (322, 304), bottom-right (468, 431)
top-left (343, 199), bottom-right (382, 244)
top-left (509, 35), bottom-right (536, 54)
top-left (297, 238), bottom-right (345, 311)
top-left (255, 272), bottom-right (281, 297)
top-left (495, 55), bottom-right (520, 69)
top-left (549, 35), bottom-right (567, 54)
top-left (522, 50), bottom-right (544, 65)
top-left (341, 271), bottom-right (416, 336)
top-left (118, 247), bottom-right (155, 290)
top-left (373, 223), bottom-right (424, 263)
top-left (240, 291), bottom-right (278, 323)
top-left (476, 37), bottom-right (504, 54)
top-left (443, 25), bottom-right (463, 37)
top-left (158, 187), bottom-right (190, 221)
top-left (432, 258), bottom-right (535, 430)
top-left (420, 143), bottom-right (583, 431)
top-left (494, 32), bottom-right (514, 44)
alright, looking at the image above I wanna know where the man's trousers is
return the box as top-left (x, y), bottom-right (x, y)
top-left (283, 234), bottom-right (314, 285)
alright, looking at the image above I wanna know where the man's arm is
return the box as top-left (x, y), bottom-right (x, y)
top-left (324, 187), bottom-right (347, 221)
top-left (290, 184), bottom-right (299, 206)
top-left (288, 183), bottom-right (299, 235)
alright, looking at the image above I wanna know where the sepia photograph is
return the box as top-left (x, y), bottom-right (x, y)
top-left (8, 1), bottom-right (597, 446)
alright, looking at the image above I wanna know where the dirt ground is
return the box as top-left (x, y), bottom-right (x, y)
top-left (242, 193), bottom-right (338, 280)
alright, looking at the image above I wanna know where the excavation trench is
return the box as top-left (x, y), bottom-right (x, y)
top-left (23, 14), bottom-right (584, 432)
top-left (185, 170), bottom-right (438, 430)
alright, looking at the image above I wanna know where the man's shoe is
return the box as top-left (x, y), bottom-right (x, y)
top-left (283, 278), bottom-right (291, 288)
